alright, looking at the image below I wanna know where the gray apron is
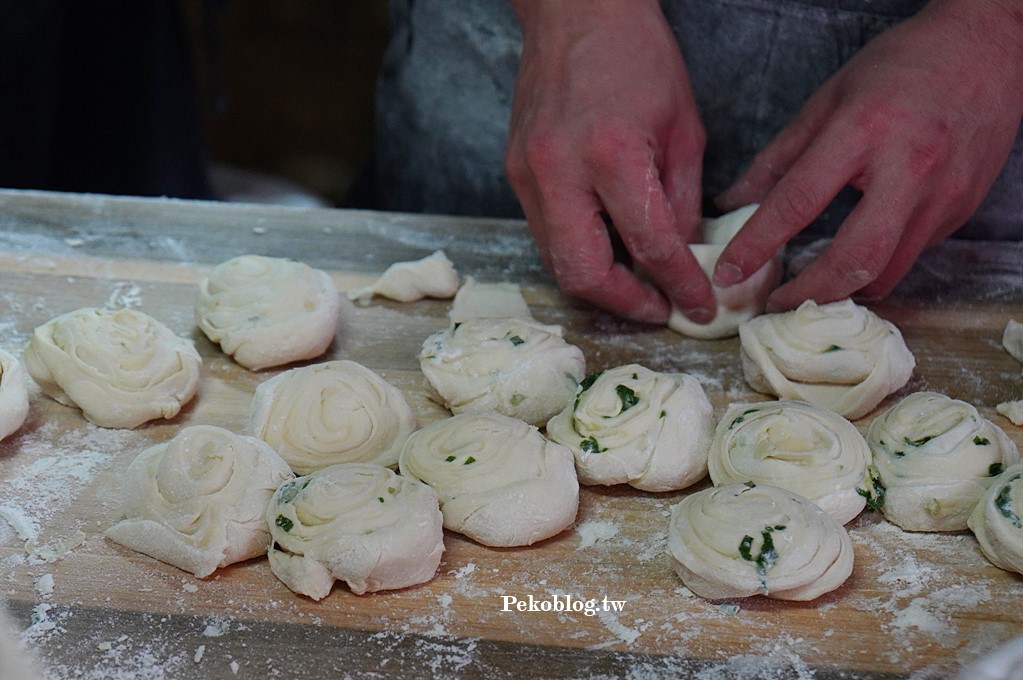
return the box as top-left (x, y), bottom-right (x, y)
top-left (374, 0), bottom-right (1022, 239)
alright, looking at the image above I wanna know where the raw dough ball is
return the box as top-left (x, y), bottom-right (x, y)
top-left (195, 255), bottom-right (341, 370)
top-left (866, 391), bottom-right (1020, 532)
top-left (266, 463), bottom-right (444, 598)
top-left (347, 250), bottom-right (460, 303)
top-left (668, 204), bottom-right (783, 339)
top-left (398, 413), bottom-right (579, 547)
top-left (245, 360), bottom-right (415, 475)
top-left (969, 463), bottom-right (1023, 575)
top-left (709, 400), bottom-right (871, 524)
top-left (106, 425), bottom-right (293, 577)
top-left (1003, 319), bottom-right (1023, 364)
top-left (0, 348), bottom-right (29, 442)
top-left (449, 277), bottom-right (533, 323)
top-left (739, 299), bottom-right (915, 420)
top-left (23, 307), bottom-right (201, 428)
top-left (546, 364), bottom-right (713, 492)
top-left (667, 482), bottom-right (854, 601)
top-left (419, 317), bottom-right (585, 426)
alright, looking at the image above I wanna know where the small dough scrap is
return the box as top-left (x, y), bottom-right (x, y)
top-left (399, 413), bottom-right (579, 547)
top-left (23, 307), bottom-right (201, 428)
top-left (997, 399), bottom-right (1023, 426)
top-left (347, 250), bottom-right (460, 304)
top-left (667, 482), bottom-right (854, 601)
top-left (0, 348), bottom-right (29, 442)
top-left (709, 400), bottom-right (872, 524)
top-left (245, 360), bottom-right (415, 475)
top-left (449, 277), bottom-right (533, 323)
top-left (267, 463), bottom-right (444, 598)
top-left (739, 299), bottom-right (915, 420)
top-left (1003, 319), bottom-right (1023, 364)
top-left (866, 391), bottom-right (1021, 532)
top-left (419, 317), bottom-right (585, 426)
top-left (106, 425), bottom-right (293, 577)
top-left (969, 463), bottom-right (1023, 575)
top-left (195, 254), bottom-right (340, 370)
top-left (546, 364), bottom-right (713, 492)
top-left (668, 204), bottom-right (783, 339)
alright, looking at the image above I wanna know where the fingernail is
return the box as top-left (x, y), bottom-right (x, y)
top-left (681, 306), bottom-right (715, 324)
top-left (713, 262), bottom-right (744, 287)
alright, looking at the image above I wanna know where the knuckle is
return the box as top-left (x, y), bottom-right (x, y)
top-left (519, 132), bottom-right (570, 182)
top-left (772, 182), bottom-right (826, 225)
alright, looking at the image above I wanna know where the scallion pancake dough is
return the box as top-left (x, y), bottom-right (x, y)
top-left (0, 348), bottom-right (29, 442)
top-left (347, 250), bottom-right (460, 304)
top-left (709, 400), bottom-right (872, 524)
top-left (106, 425), bottom-right (293, 577)
top-left (866, 391), bottom-right (1020, 532)
top-left (266, 463), bottom-right (444, 598)
top-left (968, 463), bottom-right (1023, 575)
top-left (23, 307), bottom-right (201, 429)
top-left (738, 299), bottom-right (915, 420)
top-left (546, 364), bottom-right (714, 492)
top-left (399, 412), bottom-right (579, 547)
top-left (245, 360), bottom-right (416, 475)
top-left (419, 317), bottom-right (585, 426)
top-left (667, 482), bottom-right (854, 601)
top-left (195, 254), bottom-right (341, 370)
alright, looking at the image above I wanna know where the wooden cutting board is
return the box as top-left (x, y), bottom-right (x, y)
top-left (1, 190), bottom-right (1022, 679)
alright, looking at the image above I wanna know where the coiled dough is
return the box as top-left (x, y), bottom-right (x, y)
top-left (546, 364), bottom-right (713, 492)
top-left (195, 255), bottom-right (340, 370)
top-left (399, 413), bottom-right (579, 547)
top-left (245, 360), bottom-right (415, 475)
top-left (866, 391), bottom-right (1020, 532)
top-left (106, 425), bottom-right (293, 577)
top-left (739, 299), bottom-right (915, 420)
top-left (266, 463), bottom-right (444, 598)
top-left (969, 463), bottom-right (1023, 575)
top-left (0, 348), bottom-right (29, 442)
top-left (667, 482), bottom-right (854, 601)
top-left (709, 400), bottom-right (871, 524)
top-left (23, 307), bottom-right (201, 428)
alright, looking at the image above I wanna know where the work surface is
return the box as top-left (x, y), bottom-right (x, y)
top-left (1, 189), bottom-right (1022, 679)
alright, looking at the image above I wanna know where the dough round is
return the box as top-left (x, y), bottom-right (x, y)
top-left (266, 463), bottom-right (444, 598)
top-left (106, 424), bottom-right (293, 577)
top-left (709, 400), bottom-right (871, 524)
top-left (667, 482), bottom-right (854, 601)
top-left (969, 463), bottom-right (1023, 575)
top-left (738, 299), bottom-right (915, 420)
top-left (546, 364), bottom-right (714, 492)
top-left (399, 412), bottom-right (579, 547)
top-left (195, 255), bottom-right (341, 370)
top-left (0, 348), bottom-right (29, 442)
top-left (866, 391), bottom-right (1020, 532)
top-left (23, 307), bottom-right (201, 428)
top-left (419, 317), bottom-right (585, 426)
top-left (245, 360), bottom-right (415, 475)
top-left (668, 204), bottom-right (783, 339)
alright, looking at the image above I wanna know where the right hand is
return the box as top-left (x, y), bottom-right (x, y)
top-left (506, 0), bottom-right (715, 324)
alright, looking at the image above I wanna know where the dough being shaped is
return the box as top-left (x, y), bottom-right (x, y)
top-left (997, 399), bottom-right (1023, 427)
top-left (968, 463), bottom-right (1023, 575)
top-left (865, 391), bottom-right (1020, 532)
top-left (347, 250), bottom-right (460, 304)
top-left (546, 364), bottom-right (713, 492)
top-left (667, 482), bottom-right (854, 601)
top-left (449, 277), bottom-right (533, 323)
top-left (1003, 319), bottom-right (1023, 364)
top-left (23, 307), bottom-right (201, 428)
top-left (106, 425), bottom-right (293, 577)
top-left (245, 360), bottom-right (415, 475)
top-left (739, 299), bottom-right (915, 420)
top-left (0, 348), bottom-right (29, 442)
top-left (668, 204), bottom-right (784, 339)
top-left (195, 255), bottom-right (340, 370)
top-left (709, 400), bottom-right (871, 524)
top-left (398, 412), bottom-right (579, 547)
top-left (419, 317), bottom-right (585, 426)
top-left (266, 463), bottom-right (443, 598)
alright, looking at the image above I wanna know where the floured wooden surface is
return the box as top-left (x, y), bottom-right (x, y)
top-left (1, 190), bottom-right (1022, 679)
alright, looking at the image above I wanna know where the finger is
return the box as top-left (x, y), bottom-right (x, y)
top-left (661, 117), bottom-right (705, 244)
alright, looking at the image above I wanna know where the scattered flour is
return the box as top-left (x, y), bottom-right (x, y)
top-left (576, 520), bottom-right (620, 550)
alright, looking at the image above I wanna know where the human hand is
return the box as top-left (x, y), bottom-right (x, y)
top-left (506, 0), bottom-right (714, 324)
top-left (714, 0), bottom-right (1023, 311)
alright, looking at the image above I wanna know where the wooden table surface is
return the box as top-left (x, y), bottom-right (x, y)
top-left (1, 189), bottom-right (1022, 679)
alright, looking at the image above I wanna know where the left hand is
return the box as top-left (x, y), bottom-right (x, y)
top-left (713, 0), bottom-right (1023, 311)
